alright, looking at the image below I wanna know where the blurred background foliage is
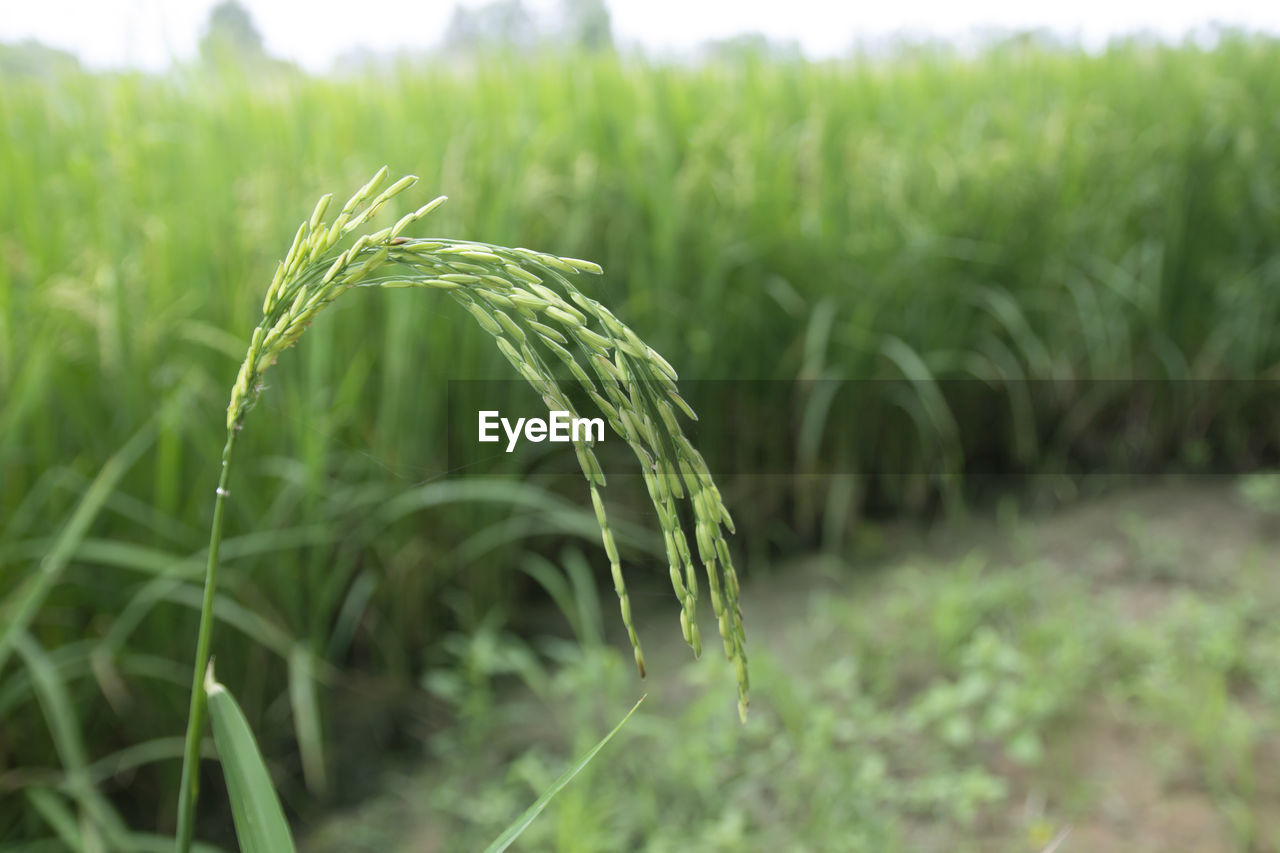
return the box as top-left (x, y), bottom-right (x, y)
top-left (1, 0), bottom-right (1279, 847)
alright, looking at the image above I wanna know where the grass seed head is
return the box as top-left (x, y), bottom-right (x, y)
top-left (225, 170), bottom-right (749, 718)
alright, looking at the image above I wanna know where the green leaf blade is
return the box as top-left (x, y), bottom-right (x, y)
top-left (204, 664), bottom-right (299, 853)
top-left (483, 695), bottom-right (645, 853)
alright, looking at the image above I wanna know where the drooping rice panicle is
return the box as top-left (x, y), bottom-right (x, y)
top-left (222, 169), bottom-right (749, 720)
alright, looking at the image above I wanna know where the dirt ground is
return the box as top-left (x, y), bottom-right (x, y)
top-left (308, 478), bottom-right (1280, 852)
top-left (883, 479), bottom-right (1278, 852)
top-left (724, 478), bottom-right (1279, 852)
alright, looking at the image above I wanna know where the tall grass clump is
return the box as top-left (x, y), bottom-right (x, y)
top-left (173, 170), bottom-right (748, 849)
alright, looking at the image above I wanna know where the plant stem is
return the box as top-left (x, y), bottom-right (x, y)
top-left (175, 428), bottom-right (238, 853)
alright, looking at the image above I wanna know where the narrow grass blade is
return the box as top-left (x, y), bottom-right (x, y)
top-left (25, 787), bottom-right (83, 851)
top-left (483, 695), bottom-right (645, 853)
top-left (287, 643), bottom-right (328, 795)
top-left (562, 547), bottom-right (605, 647)
top-left (518, 553), bottom-right (583, 641)
top-left (14, 631), bottom-right (124, 846)
top-left (0, 420), bottom-right (156, 676)
top-left (204, 663), bottom-right (299, 853)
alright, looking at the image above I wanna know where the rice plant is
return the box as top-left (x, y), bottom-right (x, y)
top-left (173, 170), bottom-right (749, 850)
top-left (3, 38), bottom-right (1279, 844)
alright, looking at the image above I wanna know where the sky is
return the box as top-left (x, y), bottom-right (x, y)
top-left (2, 0), bottom-right (1278, 72)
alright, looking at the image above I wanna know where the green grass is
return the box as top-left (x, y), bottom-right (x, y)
top-left (2, 38), bottom-right (1279, 844)
top-left (306, 484), bottom-right (1280, 851)
top-left (161, 169), bottom-right (745, 851)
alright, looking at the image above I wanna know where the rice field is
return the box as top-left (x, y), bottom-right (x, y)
top-left (1, 35), bottom-right (1279, 846)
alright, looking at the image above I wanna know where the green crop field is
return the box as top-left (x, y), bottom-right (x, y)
top-left (1, 33), bottom-right (1279, 849)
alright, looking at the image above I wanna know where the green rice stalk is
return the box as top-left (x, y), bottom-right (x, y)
top-left (175, 170), bottom-right (749, 852)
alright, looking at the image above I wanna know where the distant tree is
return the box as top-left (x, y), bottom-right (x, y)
top-left (0, 40), bottom-right (82, 79)
top-left (561, 0), bottom-right (613, 52)
top-left (199, 0), bottom-right (268, 68)
top-left (980, 27), bottom-right (1075, 55)
top-left (443, 0), bottom-right (537, 54)
top-left (700, 33), bottom-right (802, 63)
